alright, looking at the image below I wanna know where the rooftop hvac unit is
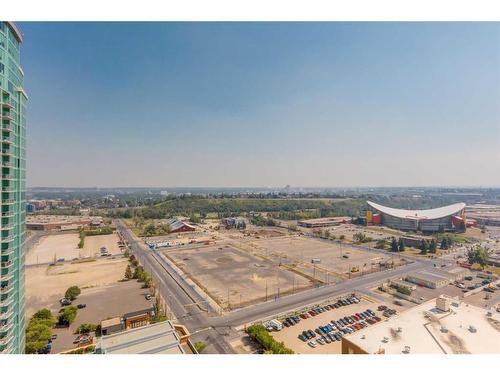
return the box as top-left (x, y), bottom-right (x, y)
top-left (403, 346), bottom-right (411, 354)
top-left (397, 327), bottom-right (402, 333)
top-left (382, 337), bottom-right (389, 343)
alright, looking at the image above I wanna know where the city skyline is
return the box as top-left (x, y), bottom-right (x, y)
top-left (21, 22), bottom-right (500, 187)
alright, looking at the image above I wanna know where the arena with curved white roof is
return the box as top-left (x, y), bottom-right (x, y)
top-left (366, 201), bottom-right (466, 232)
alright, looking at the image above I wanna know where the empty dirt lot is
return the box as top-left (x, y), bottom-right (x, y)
top-left (162, 244), bottom-right (312, 309)
top-left (240, 236), bottom-right (394, 280)
top-left (25, 257), bottom-right (128, 317)
top-left (25, 232), bottom-right (123, 266)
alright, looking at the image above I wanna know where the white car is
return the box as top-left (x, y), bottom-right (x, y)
top-left (308, 341), bottom-right (317, 348)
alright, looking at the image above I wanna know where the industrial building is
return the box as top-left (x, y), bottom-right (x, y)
top-left (1, 22), bottom-right (27, 354)
top-left (405, 267), bottom-right (469, 289)
top-left (166, 217), bottom-right (196, 233)
top-left (26, 215), bottom-right (103, 231)
top-left (297, 217), bottom-right (350, 228)
top-left (95, 321), bottom-right (191, 354)
top-left (342, 296), bottom-right (500, 354)
top-left (366, 201), bottom-right (467, 233)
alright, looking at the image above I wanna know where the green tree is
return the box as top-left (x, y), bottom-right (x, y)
top-left (133, 265), bottom-right (145, 279)
top-left (391, 237), bottom-right (399, 252)
top-left (32, 308), bottom-right (54, 321)
top-left (339, 235), bottom-right (345, 241)
top-left (58, 306), bottom-right (78, 326)
top-left (75, 323), bottom-right (98, 334)
top-left (194, 341), bottom-right (207, 353)
top-left (124, 265), bottom-right (133, 280)
top-left (420, 240), bottom-right (429, 255)
top-left (65, 286), bottom-right (81, 301)
top-left (398, 238), bottom-right (405, 252)
top-left (375, 239), bottom-right (387, 249)
top-left (429, 239), bottom-right (437, 253)
top-left (25, 319), bottom-right (54, 354)
top-left (466, 246), bottom-right (489, 267)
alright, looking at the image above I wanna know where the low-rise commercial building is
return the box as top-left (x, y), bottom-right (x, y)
top-left (96, 321), bottom-right (187, 354)
top-left (26, 215), bottom-right (103, 231)
top-left (298, 217), bottom-right (351, 228)
top-left (342, 296), bottom-right (500, 354)
top-left (405, 267), bottom-right (469, 289)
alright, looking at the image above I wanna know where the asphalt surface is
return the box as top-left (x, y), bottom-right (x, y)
top-left (116, 220), bottom-right (235, 354)
top-left (116, 220), bottom-right (445, 354)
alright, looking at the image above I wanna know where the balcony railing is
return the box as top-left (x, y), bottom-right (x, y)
top-left (1, 99), bottom-right (15, 109)
top-left (0, 321), bottom-right (14, 334)
top-left (1, 137), bottom-right (14, 145)
top-left (0, 307), bottom-right (13, 321)
top-left (0, 333), bottom-right (14, 347)
top-left (0, 149), bottom-right (14, 157)
top-left (1, 187), bottom-right (15, 193)
top-left (1, 199), bottom-right (15, 205)
top-left (0, 248), bottom-right (15, 256)
top-left (1, 124), bottom-right (14, 132)
top-left (1, 175), bottom-right (15, 180)
top-left (1, 222), bottom-right (14, 230)
top-left (0, 161), bottom-right (15, 168)
top-left (0, 236), bottom-right (14, 244)
top-left (0, 295), bottom-right (14, 308)
top-left (0, 211), bottom-right (15, 218)
top-left (0, 283), bottom-right (14, 295)
top-left (0, 113), bottom-right (14, 121)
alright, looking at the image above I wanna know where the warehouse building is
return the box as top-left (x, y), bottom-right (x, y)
top-left (342, 296), bottom-right (500, 354)
top-left (298, 217), bottom-right (350, 228)
top-left (405, 267), bottom-right (468, 289)
top-left (166, 217), bottom-right (196, 233)
top-left (366, 201), bottom-right (466, 233)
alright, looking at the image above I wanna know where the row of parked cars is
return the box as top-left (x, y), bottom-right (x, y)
top-left (378, 305), bottom-right (398, 318)
top-left (299, 308), bottom-right (381, 348)
top-left (281, 296), bottom-right (361, 328)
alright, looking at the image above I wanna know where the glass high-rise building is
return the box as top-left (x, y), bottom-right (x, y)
top-left (0, 22), bottom-right (27, 354)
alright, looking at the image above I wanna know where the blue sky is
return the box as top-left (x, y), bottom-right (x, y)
top-left (19, 22), bottom-right (500, 187)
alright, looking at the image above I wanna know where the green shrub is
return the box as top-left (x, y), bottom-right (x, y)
top-left (65, 286), bottom-right (81, 301)
top-left (75, 323), bottom-right (98, 334)
top-left (194, 341), bottom-right (206, 353)
top-left (246, 324), bottom-right (294, 354)
top-left (25, 309), bottom-right (57, 354)
top-left (58, 306), bottom-right (78, 326)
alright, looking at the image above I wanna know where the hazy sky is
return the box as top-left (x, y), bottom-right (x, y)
top-left (20, 22), bottom-right (500, 187)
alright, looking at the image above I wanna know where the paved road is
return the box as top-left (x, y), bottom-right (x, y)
top-left (116, 220), bottom-right (444, 353)
top-left (115, 220), bottom-right (235, 354)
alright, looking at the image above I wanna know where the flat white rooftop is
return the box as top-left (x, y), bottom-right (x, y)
top-left (367, 201), bottom-right (466, 220)
top-left (98, 321), bottom-right (184, 354)
top-left (345, 298), bottom-right (500, 354)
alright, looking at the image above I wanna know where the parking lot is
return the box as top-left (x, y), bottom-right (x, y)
top-left (270, 295), bottom-right (388, 354)
top-left (49, 280), bottom-right (154, 353)
top-left (25, 257), bottom-right (129, 317)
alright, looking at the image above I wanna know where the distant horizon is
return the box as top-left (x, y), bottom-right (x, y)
top-left (27, 185), bottom-right (500, 190)
top-left (21, 22), bottom-right (500, 187)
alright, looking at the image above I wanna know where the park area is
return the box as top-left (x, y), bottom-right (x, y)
top-left (25, 232), bottom-right (123, 266)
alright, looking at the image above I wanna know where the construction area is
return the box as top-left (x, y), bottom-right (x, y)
top-left (160, 243), bottom-right (312, 310)
top-left (25, 232), bottom-right (123, 266)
